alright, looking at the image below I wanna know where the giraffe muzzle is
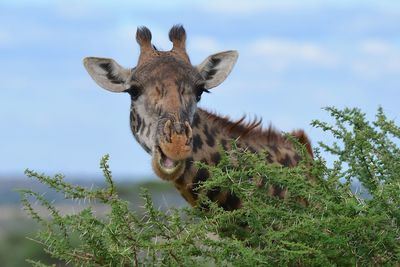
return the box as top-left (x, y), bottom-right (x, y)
top-left (159, 119), bottom-right (193, 160)
top-left (152, 119), bottom-right (193, 180)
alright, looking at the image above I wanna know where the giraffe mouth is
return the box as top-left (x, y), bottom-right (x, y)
top-left (154, 146), bottom-right (184, 175)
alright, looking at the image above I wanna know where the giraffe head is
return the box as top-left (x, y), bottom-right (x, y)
top-left (83, 25), bottom-right (238, 180)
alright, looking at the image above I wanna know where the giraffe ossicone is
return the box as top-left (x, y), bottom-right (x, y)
top-left (83, 25), bottom-right (313, 209)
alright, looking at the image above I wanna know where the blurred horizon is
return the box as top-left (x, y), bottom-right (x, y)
top-left (1, 0), bottom-right (399, 180)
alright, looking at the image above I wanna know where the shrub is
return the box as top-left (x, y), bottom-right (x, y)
top-left (20, 107), bottom-right (400, 266)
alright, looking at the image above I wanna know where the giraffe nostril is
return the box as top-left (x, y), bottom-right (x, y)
top-left (161, 119), bottom-right (192, 147)
top-left (163, 120), bottom-right (172, 143)
top-left (185, 121), bottom-right (193, 145)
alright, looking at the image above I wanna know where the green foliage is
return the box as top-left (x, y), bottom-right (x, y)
top-left (20, 107), bottom-right (400, 266)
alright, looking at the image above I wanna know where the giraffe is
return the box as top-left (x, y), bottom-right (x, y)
top-left (83, 25), bottom-right (313, 210)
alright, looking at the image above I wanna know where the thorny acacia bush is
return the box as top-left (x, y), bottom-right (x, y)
top-left (21, 107), bottom-right (400, 266)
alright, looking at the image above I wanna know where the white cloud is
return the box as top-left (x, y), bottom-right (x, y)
top-left (0, 20), bottom-right (54, 47)
top-left (54, 1), bottom-right (102, 20)
top-left (248, 38), bottom-right (400, 78)
top-left (200, 0), bottom-right (400, 16)
top-left (198, 0), bottom-right (329, 15)
top-left (351, 39), bottom-right (400, 77)
top-left (201, 0), bottom-right (275, 15)
top-left (360, 40), bottom-right (394, 55)
top-left (250, 39), bottom-right (338, 70)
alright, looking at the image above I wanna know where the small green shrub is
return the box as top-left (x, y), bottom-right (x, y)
top-left (20, 107), bottom-right (400, 266)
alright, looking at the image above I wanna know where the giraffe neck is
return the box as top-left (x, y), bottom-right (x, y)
top-left (172, 108), bottom-right (305, 208)
top-left (188, 108), bottom-right (298, 162)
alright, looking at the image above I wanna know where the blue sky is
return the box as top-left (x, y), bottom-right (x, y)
top-left (1, 0), bottom-right (399, 180)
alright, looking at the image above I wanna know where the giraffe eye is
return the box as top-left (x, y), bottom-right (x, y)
top-left (125, 85), bottom-right (142, 101)
top-left (195, 85), bottom-right (209, 102)
top-left (196, 91), bottom-right (202, 102)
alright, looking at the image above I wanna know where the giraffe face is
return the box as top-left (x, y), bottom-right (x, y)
top-left (83, 25), bottom-right (238, 180)
top-left (129, 57), bottom-right (201, 180)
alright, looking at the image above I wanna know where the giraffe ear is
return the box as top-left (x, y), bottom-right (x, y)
top-left (83, 57), bottom-right (132, 92)
top-left (196, 50), bottom-right (238, 89)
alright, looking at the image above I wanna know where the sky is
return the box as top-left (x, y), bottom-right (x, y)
top-left (1, 0), bottom-right (399, 180)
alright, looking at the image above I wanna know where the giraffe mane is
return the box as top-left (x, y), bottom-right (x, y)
top-left (200, 109), bottom-right (285, 144)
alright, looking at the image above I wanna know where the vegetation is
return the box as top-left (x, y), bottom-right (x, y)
top-left (20, 107), bottom-right (400, 266)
